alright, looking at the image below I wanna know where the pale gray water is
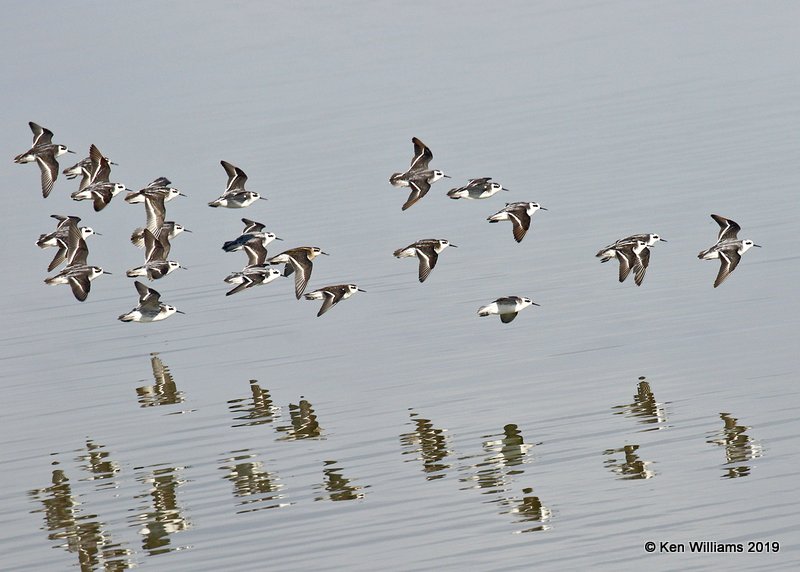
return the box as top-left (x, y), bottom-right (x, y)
top-left (1, 1), bottom-right (799, 570)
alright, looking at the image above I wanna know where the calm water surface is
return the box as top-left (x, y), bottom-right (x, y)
top-left (2, 1), bottom-right (799, 570)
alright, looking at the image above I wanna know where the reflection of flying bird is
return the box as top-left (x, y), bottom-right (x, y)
top-left (14, 121), bottom-right (75, 198)
top-left (477, 296), bottom-right (539, 323)
top-left (119, 281), bottom-right (184, 322)
top-left (151, 353), bottom-right (175, 387)
top-left (393, 239), bottom-right (456, 283)
top-left (698, 214), bottom-right (760, 288)
top-left (487, 202), bottom-right (547, 243)
top-left (389, 137), bottom-right (450, 211)
top-left (304, 284), bottom-right (365, 317)
top-left (268, 246), bottom-right (329, 299)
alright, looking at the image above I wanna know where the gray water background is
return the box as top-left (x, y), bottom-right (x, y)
top-left (1, 1), bottom-right (799, 570)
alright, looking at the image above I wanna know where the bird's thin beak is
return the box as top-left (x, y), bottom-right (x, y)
top-left (258, 196), bottom-right (268, 200)
top-left (67, 149), bottom-right (76, 154)
top-left (503, 187), bottom-right (511, 191)
top-left (539, 206), bottom-right (548, 211)
top-left (183, 229), bottom-right (193, 233)
top-left (176, 310), bottom-right (186, 314)
top-left (94, 232), bottom-right (103, 236)
top-left (109, 161), bottom-right (119, 166)
top-left (753, 244), bottom-right (762, 248)
top-left (531, 301), bottom-right (540, 306)
top-left (178, 192), bottom-right (188, 197)
top-left (321, 251), bottom-right (330, 255)
top-left (275, 236), bottom-right (283, 241)
top-left (103, 270), bottom-right (112, 275)
top-left (180, 265), bottom-right (189, 270)
top-left (449, 244), bottom-right (458, 248)
top-left (659, 238), bottom-right (667, 242)
top-left (443, 174), bottom-right (451, 178)
top-left (357, 288), bottom-right (367, 292)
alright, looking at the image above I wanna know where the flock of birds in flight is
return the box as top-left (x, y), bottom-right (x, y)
top-left (16, 123), bottom-right (761, 323)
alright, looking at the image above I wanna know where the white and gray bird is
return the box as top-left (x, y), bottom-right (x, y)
top-left (71, 181), bottom-right (127, 211)
top-left (222, 218), bottom-right (281, 256)
top-left (125, 176), bottom-right (185, 204)
top-left (119, 281), bottom-right (184, 322)
top-left (36, 215), bottom-right (83, 249)
top-left (698, 214), bottom-right (760, 288)
top-left (389, 137), bottom-right (450, 211)
top-left (131, 221), bottom-right (190, 249)
top-left (70, 148), bottom-right (127, 212)
top-left (393, 239), bottom-right (457, 283)
top-left (63, 150), bottom-right (117, 191)
top-left (612, 239), bottom-right (650, 286)
top-left (129, 190), bottom-right (175, 249)
top-left (129, 184), bottom-right (190, 248)
top-left (62, 156), bottom-right (93, 181)
top-left (224, 265), bottom-right (283, 296)
top-left (477, 296), bottom-right (539, 323)
top-left (487, 202), bottom-right (547, 243)
top-left (69, 144), bottom-right (116, 193)
top-left (209, 161), bottom-right (266, 208)
top-left (233, 237), bottom-right (271, 267)
top-left (37, 214), bottom-right (100, 272)
top-left (126, 229), bottom-right (184, 280)
top-left (447, 177), bottom-right (508, 200)
top-left (44, 224), bottom-right (109, 301)
top-left (268, 246), bottom-right (329, 299)
top-left (596, 233), bottom-right (665, 263)
top-left (14, 121), bottom-right (75, 198)
top-left (304, 284), bottom-right (365, 317)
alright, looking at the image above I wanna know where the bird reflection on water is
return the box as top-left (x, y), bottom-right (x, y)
top-left (460, 424), bottom-right (536, 493)
top-left (400, 416), bottom-right (551, 530)
top-left (275, 398), bottom-right (323, 441)
top-left (135, 353), bottom-right (184, 408)
top-left (314, 460), bottom-right (367, 502)
top-left (227, 379), bottom-right (280, 428)
top-left (28, 469), bottom-right (134, 570)
top-left (603, 444), bottom-right (655, 480)
top-left (78, 439), bottom-right (120, 490)
top-left (707, 413), bottom-right (763, 478)
top-left (130, 465), bottom-right (191, 556)
top-left (219, 450), bottom-right (289, 512)
top-left (458, 424), bottom-right (551, 533)
top-left (611, 376), bottom-right (669, 431)
top-left (399, 410), bottom-right (453, 480)
top-left (510, 488), bottom-right (553, 534)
